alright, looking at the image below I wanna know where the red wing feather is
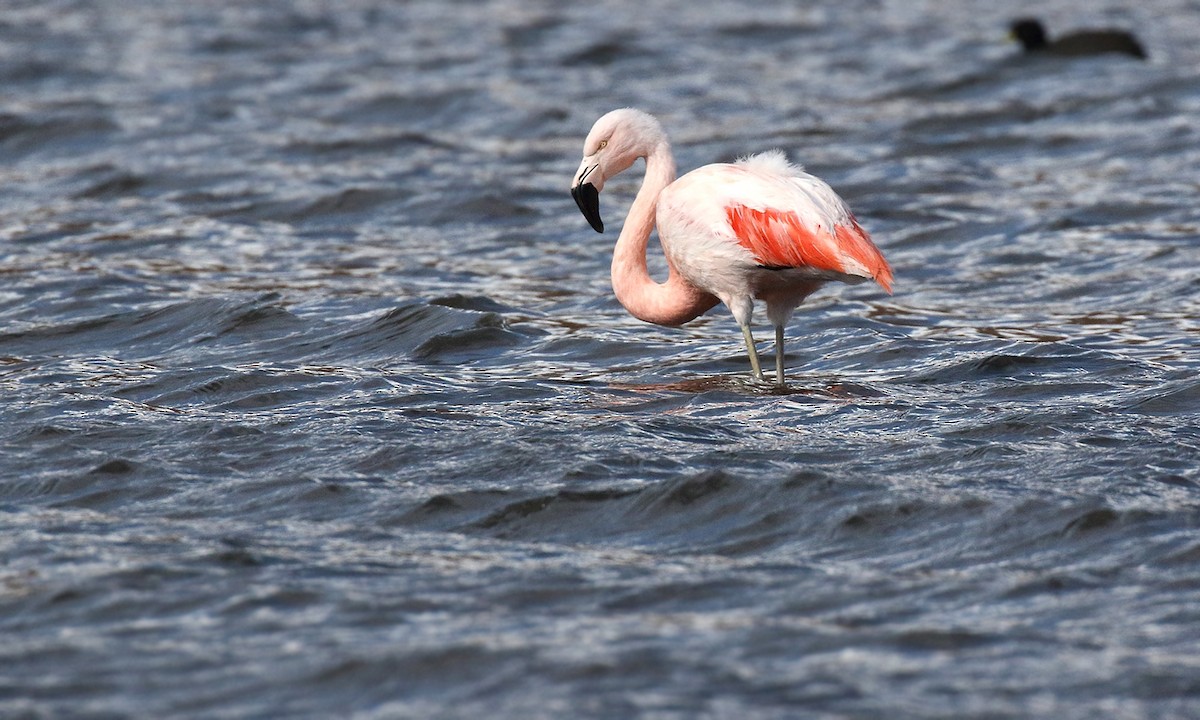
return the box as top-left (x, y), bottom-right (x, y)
top-left (726, 205), bottom-right (893, 293)
top-left (836, 217), bottom-right (893, 293)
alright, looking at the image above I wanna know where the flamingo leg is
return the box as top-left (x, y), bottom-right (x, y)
top-left (740, 325), bottom-right (764, 380)
top-left (774, 325), bottom-right (786, 387)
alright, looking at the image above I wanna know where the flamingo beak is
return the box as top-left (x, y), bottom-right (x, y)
top-left (572, 182), bottom-right (604, 233)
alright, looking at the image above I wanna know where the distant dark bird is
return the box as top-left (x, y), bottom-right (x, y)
top-left (1009, 18), bottom-right (1147, 59)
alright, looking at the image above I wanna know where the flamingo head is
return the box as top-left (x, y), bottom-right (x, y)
top-left (571, 108), bottom-right (666, 233)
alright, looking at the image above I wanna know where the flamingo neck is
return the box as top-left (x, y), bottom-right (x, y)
top-left (611, 142), bottom-right (718, 327)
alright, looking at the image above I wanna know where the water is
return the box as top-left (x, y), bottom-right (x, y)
top-left (2, 0), bottom-right (1199, 717)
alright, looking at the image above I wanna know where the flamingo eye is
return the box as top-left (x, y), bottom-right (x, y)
top-left (598, 140), bottom-right (608, 149)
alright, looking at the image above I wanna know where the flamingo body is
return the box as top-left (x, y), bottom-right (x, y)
top-left (570, 109), bottom-right (892, 385)
top-left (657, 153), bottom-right (891, 325)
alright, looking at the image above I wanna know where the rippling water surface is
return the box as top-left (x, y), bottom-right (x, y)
top-left (3, 1), bottom-right (1200, 717)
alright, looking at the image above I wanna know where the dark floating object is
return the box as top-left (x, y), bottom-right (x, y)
top-left (1009, 17), bottom-right (1147, 59)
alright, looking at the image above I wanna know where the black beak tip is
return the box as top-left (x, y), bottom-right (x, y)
top-left (571, 183), bottom-right (604, 233)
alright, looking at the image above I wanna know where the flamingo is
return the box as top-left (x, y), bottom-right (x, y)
top-left (570, 108), bottom-right (893, 386)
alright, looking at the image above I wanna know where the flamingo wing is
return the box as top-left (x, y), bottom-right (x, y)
top-left (656, 152), bottom-right (894, 299)
top-left (727, 206), bottom-right (893, 293)
top-left (719, 153), bottom-right (893, 293)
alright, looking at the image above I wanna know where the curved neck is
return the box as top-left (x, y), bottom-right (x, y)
top-left (611, 142), bottom-right (718, 327)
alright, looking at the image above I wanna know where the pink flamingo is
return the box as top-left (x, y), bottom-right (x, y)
top-left (570, 108), bottom-right (893, 386)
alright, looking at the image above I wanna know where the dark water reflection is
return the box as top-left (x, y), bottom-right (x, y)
top-left (2, 0), bottom-right (1200, 717)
